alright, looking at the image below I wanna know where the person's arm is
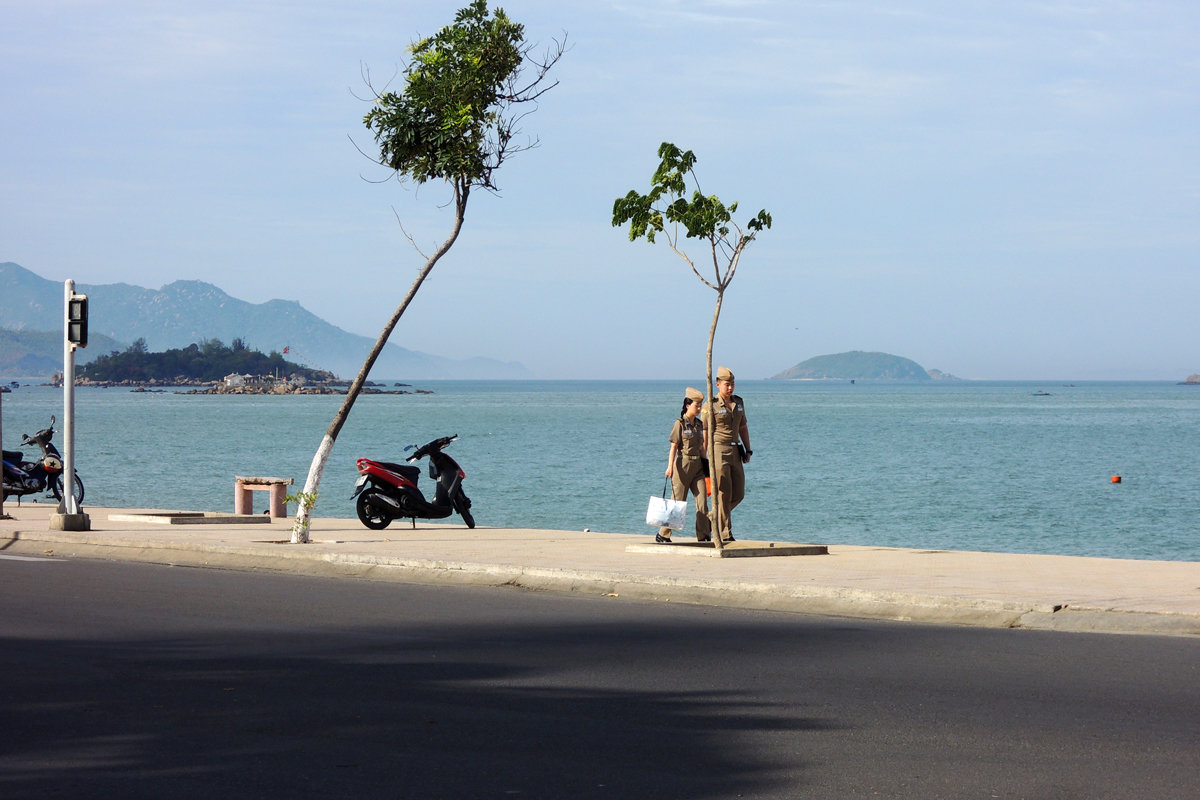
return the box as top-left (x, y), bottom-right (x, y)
top-left (739, 421), bottom-right (751, 461)
top-left (665, 442), bottom-right (678, 478)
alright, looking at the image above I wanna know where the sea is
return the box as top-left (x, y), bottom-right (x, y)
top-left (2, 379), bottom-right (1197, 562)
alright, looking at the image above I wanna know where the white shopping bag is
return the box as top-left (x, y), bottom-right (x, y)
top-left (646, 480), bottom-right (688, 530)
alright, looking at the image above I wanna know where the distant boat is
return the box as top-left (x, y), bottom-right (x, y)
top-left (1031, 390), bottom-right (1051, 396)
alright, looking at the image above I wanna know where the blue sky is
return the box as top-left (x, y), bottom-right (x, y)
top-left (3, 0), bottom-right (1197, 379)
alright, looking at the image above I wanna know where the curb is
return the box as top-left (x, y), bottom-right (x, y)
top-left (6, 531), bottom-right (1196, 637)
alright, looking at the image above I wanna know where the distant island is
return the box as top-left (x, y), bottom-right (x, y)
top-left (1182, 374), bottom-right (1200, 385)
top-left (770, 351), bottom-right (959, 382)
top-left (77, 337), bottom-right (335, 389)
top-left (67, 338), bottom-right (438, 395)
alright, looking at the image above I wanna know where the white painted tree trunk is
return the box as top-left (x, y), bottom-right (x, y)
top-left (291, 433), bottom-right (334, 543)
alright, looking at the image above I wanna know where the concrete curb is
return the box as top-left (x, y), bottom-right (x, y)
top-left (6, 530), bottom-right (1196, 637)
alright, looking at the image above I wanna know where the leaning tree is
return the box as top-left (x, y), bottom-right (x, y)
top-left (612, 142), bottom-right (771, 549)
top-left (291, 0), bottom-right (564, 542)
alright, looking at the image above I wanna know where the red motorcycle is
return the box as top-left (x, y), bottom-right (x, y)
top-left (351, 434), bottom-right (475, 530)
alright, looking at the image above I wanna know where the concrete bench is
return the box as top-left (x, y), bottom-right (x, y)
top-left (234, 476), bottom-right (294, 518)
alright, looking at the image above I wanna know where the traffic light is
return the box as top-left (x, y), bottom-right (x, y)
top-left (67, 294), bottom-right (88, 348)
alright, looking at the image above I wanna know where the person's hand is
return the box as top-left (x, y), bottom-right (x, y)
top-left (665, 467), bottom-right (673, 478)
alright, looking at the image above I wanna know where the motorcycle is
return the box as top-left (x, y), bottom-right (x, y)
top-left (1, 416), bottom-right (85, 506)
top-left (352, 434), bottom-right (475, 530)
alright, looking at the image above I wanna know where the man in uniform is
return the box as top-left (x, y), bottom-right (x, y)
top-left (704, 366), bottom-right (751, 542)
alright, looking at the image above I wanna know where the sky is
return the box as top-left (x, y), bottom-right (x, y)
top-left (2, 0), bottom-right (1198, 380)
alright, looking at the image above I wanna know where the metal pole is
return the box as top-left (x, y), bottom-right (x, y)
top-left (0, 380), bottom-right (6, 519)
top-left (51, 280), bottom-right (88, 530)
top-left (60, 280), bottom-right (79, 516)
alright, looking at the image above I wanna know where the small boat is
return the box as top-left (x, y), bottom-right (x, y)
top-left (1031, 390), bottom-right (1051, 397)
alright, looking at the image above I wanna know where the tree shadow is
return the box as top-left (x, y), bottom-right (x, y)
top-left (0, 618), bottom-right (845, 799)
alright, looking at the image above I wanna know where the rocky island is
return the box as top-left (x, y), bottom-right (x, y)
top-left (770, 351), bottom-right (959, 382)
top-left (62, 338), bottom-right (431, 395)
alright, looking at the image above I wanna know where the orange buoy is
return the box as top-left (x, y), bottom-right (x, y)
top-left (1111, 475), bottom-right (1122, 483)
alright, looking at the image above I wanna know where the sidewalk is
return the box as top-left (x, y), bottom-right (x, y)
top-left (2, 502), bottom-right (1197, 637)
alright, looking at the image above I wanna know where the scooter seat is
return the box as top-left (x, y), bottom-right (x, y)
top-left (3, 450), bottom-right (24, 463)
top-left (378, 461), bottom-right (421, 484)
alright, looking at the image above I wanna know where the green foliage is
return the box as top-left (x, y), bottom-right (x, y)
top-left (363, 0), bottom-right (558, 191)
top-left (79, 339), bottom-right (330, 383)
top-left (612, 142), bottom-right (772, 256)
top-left (285, 489), bottom-right (318, 531)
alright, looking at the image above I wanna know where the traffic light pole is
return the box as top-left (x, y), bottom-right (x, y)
top-left (0, 382), bottom-right (8, 520)
top-left (51, 279), bottom-right (90, 531)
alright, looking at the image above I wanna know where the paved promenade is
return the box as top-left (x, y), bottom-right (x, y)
top-left (1, 502), bottom-right (1196, 636)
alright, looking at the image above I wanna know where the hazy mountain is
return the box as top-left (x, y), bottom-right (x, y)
top-left (771, 351), bottom-right (958, 381)
top-left (0, 262), bottom-right (530, 379)
top-left (0, 326), bottom-right (124, 375)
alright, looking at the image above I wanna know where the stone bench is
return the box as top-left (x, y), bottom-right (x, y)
top-left (234, 476), bottom-right (294, 518)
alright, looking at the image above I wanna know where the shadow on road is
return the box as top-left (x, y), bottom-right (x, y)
top-left (0, 620), bottom-right (843, 799)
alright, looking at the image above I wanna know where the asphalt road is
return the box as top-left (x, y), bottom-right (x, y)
top-left (1, 554), bottom-right (1197, 799)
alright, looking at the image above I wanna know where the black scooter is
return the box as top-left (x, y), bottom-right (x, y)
top-left (351, 434), bottom-right (475, 530)
top-left (2, 416), bottom-right (85, 505)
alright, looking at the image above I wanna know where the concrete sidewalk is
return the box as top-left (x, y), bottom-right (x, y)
top-left (1, 502), bottom-right (1197, 637)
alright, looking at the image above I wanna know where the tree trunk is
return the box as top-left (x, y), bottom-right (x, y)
top-left (705, 289), bottom-right (724, 550)
top-left (290, 186), bottom-right (469, 542)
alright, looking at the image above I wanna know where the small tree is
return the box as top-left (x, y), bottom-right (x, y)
top-left (612, 142), bottom-right (771, 548)
top-left (291, 0), bottom-right (564, 542)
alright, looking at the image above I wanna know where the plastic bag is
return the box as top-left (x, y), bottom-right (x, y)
top-left (646, 479), bottom-right (688, 530)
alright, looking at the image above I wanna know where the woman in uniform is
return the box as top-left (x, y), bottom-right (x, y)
top-left (657, 387), bottom-right (710, 543)
top-left (704, 366), bottom-right (751, 543)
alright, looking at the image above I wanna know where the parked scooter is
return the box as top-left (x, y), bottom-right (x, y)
top-left (1, 416), bottom-right (85, 505)
top-left (352, 434), bottom-right (474, 530)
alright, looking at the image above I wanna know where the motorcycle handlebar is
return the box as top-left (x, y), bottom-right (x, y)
top-left (21, 428), bottom-right (52, 446)
top-left (19, 419), bottom-right (56, 447)
top-left (404, 434), bottom-right (459, 462)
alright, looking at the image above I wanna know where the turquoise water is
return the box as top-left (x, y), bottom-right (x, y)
top-left (2, 380), bottom-right (1197, 561)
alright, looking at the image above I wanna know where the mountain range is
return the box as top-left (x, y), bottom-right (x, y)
top-left (0, 262), bottom-right (530, 379)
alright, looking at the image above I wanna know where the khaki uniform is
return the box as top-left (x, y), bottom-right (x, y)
top-left (664, 415), bottom-right (711, 541)
top-left (704, 393), bottom-right (747, 540)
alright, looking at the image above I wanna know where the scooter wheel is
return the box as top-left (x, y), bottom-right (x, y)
top-left (454, 493), bottom-right (476, 529)
top-left (356, 490), bottom-right (393, 530)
